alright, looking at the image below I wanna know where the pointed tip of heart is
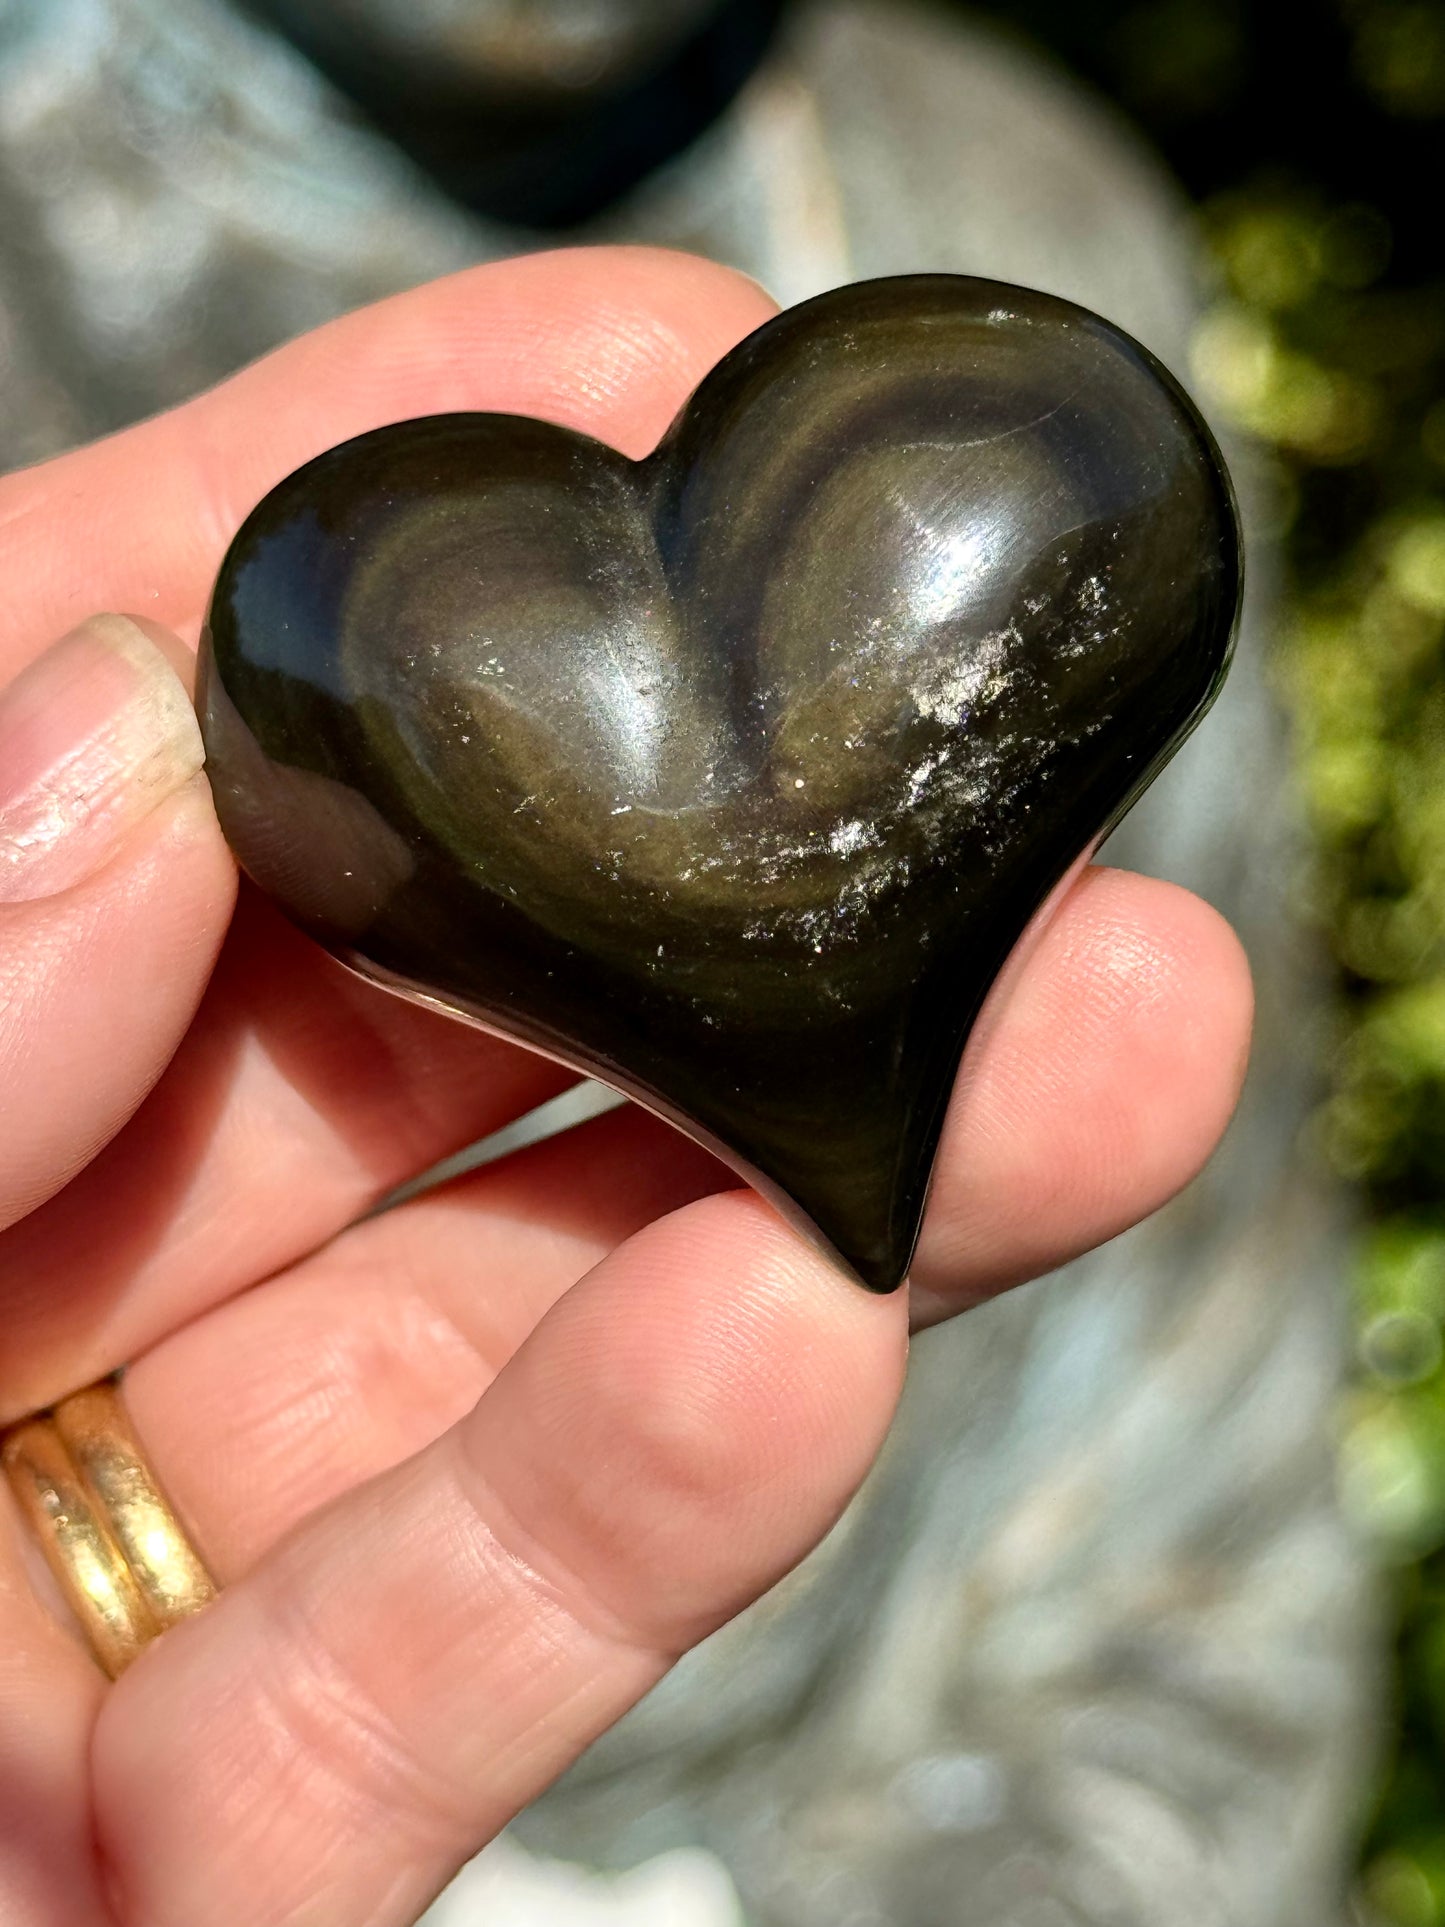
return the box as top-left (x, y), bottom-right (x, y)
top-left (824, 1233), bottom-right (917, 1294)
top-left (766, 1194), bottom-right (918, 1295)
top-left (730, 1066), bottom-right (945, 1299)
top-left (838, 1246), bottom-right (911, 1295)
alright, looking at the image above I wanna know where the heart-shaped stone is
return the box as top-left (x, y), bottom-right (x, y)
top-left (199, 275), bottom-right (1240, 1291)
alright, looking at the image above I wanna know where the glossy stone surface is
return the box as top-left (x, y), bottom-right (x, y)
top-left (200, 275), bottom-right (1241, 1291)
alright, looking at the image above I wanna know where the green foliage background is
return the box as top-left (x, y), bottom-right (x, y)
top-left (951, 0), bottom-right (1445, 1916)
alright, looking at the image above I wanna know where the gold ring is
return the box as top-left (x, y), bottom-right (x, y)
top-left (1, 1378), bottom-right (216, 1677)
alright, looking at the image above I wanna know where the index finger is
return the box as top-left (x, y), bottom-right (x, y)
top-left (0, 248), bottom-right (780, 1413)
top-left (0, 246), bottom-right (777, 680)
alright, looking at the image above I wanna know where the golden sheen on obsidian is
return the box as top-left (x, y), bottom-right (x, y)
top-left (199, 275), bottom-right (1242, 1291)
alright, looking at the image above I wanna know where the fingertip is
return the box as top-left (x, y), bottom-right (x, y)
top-left (475, 1186), bottom-right (908, 1647)
top-left (539, 1182), bottom-right (908, 1474)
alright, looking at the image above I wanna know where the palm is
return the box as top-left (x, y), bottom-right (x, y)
top-left (0, 248), bottom-right (1251, 1927)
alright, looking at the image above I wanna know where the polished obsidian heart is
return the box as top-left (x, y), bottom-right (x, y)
top-left (199, 275), bottom-right (1241, 1291)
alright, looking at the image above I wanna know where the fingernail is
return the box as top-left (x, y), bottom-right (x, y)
top-left (0, 615), bottom-right (204, 903)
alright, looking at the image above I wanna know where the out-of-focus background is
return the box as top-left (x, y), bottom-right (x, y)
top-left (2, 2), bottom-right (1443, 1922)
top-left (985, 9), bottom-right (1445, 1919)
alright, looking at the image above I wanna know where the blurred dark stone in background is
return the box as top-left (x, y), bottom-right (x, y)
top-left (237, 0), bottom-right (787, 223)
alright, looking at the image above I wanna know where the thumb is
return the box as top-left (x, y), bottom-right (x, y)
top-left (0, 615), bottom-right (236, 1229)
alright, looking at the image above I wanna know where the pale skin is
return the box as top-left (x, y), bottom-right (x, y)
top-left (0, 247), bottom-right (1253, 1927)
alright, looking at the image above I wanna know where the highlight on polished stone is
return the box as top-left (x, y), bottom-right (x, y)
top-left (199, 274), bottom-right (1243, 1291)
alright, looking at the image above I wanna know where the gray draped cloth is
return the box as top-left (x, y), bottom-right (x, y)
top-left (0, 2), bottom-right (1378, 1921)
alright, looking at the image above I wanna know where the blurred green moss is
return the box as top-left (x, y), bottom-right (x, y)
top-left (1179, 16), bottom-right (1445, 1918)
top-left (959, 0), bottom-right (1445, 1911)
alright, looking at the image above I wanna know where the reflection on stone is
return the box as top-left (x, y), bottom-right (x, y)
top-left (200, 274), bottom-right (1240, 1290)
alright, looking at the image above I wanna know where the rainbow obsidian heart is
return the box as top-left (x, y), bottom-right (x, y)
top-left (199, 275), bottom-right (1241, 1291)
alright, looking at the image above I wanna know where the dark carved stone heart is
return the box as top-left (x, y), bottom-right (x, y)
top-left (199, 276), bottom-right (1241, 1291)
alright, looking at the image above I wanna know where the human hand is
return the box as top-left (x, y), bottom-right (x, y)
top-left (0, 248), bottom-right (1252, 1927)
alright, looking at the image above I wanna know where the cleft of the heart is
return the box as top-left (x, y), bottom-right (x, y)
top-left (199, 275), bottom-right (1242, 1291)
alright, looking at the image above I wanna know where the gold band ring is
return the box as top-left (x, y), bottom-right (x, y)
top-left (1, 1379), bottom-right (215, 1677)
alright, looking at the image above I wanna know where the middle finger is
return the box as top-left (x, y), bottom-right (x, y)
top-left (120, 863), bottom-right (1251, 1583)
